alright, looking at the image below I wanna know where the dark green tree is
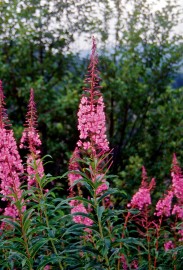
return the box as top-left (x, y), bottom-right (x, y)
top-left (97, 0), bottom-right (183, 192)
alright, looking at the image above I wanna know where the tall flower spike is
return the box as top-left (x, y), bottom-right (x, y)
top-left (20, 89), bottom-right (44, 189)
top-left (0, 81), bottom-right (24, 222)
top-left (128, 166), bottom-right (155, 210)
top-left (68, 38), bottom-right (111, 226)
top-left (20, 89), bottom-right (41, 154)
top-left (77, 36), bottom-right (109, 154)
top-left (69, 37), bottom-right (110, 190)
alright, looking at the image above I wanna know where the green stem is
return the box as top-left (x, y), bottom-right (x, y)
top-left (94, 193), bottom-right (111, 270)
top-left (37, 181), bottom-right (64, 270)
top-left (43, 208), bottom-right (64, 270)
top-left (154, 215), bottom-right (162, 268)
top-left (32, 160), bottom-right (64, 270)
top-left (6, 157), bottom-right (33, 269)
top-left (144, 207), bottom-right (151, 270)
top-left (18, 210), bottom-right (33, 270)
top-left (117, 211), bottom-right (131, 270)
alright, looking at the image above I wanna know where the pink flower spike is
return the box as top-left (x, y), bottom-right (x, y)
top-left (0, 129), bottom-right (23, 201)
top-left (155, 190), bottom-right (173, 217)
top-left (76, 37), bottom-right (109, 155)
top-left (0, 84), bottom-right (23, 201)
top-left (0, 82), bottom-right (24, 224)
top-left (128, 167), bottom-right (155, 210)
top-left (20, 89), bottom-right (41, 153)
top-left (129, 187), bottom-right (151, 210)
top-left (20, 89), bottom-right (44, 188)
top-left (70, 200), bottom-right (93, 226)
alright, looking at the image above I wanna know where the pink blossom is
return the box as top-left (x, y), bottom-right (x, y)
top-left (77, 95), bottom-right (109, 153)
top-left (0, 129), bottom-right (23, 201)
top-left (68, 147), bottom-right (82, 189)
top-left (95, 174), bottom-right (108, 195)
top-left (0, 82), bottom-right (24, 222)
top-left (68, 38), bottom-right (110, 196)
top-left (70, 200), bottom-right (93, 226)
top-left (68, 38), bottom-right (110, 228)
top-left (0, 203), bottom-right (19, 229)
top-left (172, 205), bottom-right (183, 219)
top-left (26, 155), bottom-right (44, 189)
top-left (128, 167), bottom-right (155, 210)
top-left (20, 89), bottom-right (41, 153)
top-left (129, 187), bottom-right (151, 210)
top-left (164, 240), bottom-right (174, 251)
top-left (155, 190), bottom-right (173, 217)
top-left (76, 37), bottom-right (109, 155)
top-left (20, 89), bottom-right (44, 188)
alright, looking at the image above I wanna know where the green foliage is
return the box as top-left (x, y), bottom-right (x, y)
top-left (98, 0), bottom-right (183, 192)
top-left (0, 155), bottom-right (182, 269)
top-left (0, 0), bottom-right (183, 194)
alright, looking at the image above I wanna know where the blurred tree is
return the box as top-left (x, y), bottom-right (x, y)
top-left (98, 0), bottom-right (183, 192)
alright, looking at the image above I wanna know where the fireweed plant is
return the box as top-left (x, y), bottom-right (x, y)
top-left (0, 38), bottom-right (182, 270)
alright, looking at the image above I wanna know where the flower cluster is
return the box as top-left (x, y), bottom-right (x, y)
top-left (77, 95), bottom-right (109, 153)
top-left (70, 200), bottom-right (93, 226)
top-left (0, 129), bottom-right (23, 200)
top-left (68, 37), bottom-right (110, 226)
top-left (128, 167), bottom-right (155, 210)
top-left (155, 190), bottom-right (173, 217)
top-left (76, 37), bottom-right (109, 155)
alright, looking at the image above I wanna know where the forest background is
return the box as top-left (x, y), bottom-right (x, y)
top-left (0, 0), bottom-right (183, 197)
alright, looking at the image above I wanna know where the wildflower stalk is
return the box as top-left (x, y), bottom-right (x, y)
top-left (43, 209), bottom-right (64, 270)
top-left (93, 191), bottom-right (111, 270)
top-left (31, 164), bottom-right (64, 270)
top-left (144, 206), bottom-right (152, 270)
top-left (117, 211), bottom-right (131, 270)
top-left (5, 155), bottom-right (33, 269)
